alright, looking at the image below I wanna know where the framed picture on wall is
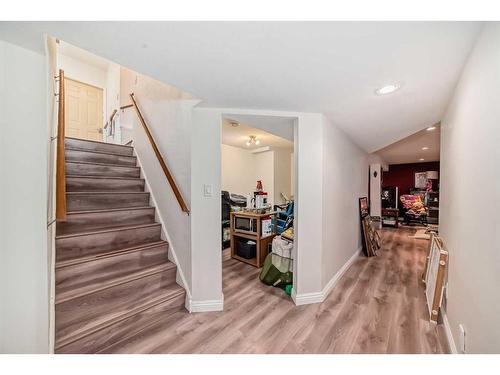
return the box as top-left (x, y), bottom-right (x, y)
top-left (415, 172), bottom-right (428, 189)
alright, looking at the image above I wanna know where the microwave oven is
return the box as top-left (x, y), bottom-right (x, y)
top-left (234, 216), bottom-right (258, 234)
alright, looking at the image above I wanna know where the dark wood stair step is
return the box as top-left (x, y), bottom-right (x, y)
top-left (65, 137), bottom-right (134, 157)
top-left (66, 161), bottom-right (141, 178)
top-left (66, 191), bottom-right (150, 211)
top-left (56, 252), bottom-right (174, 304)
top-left (66, 175), bottom-right (145, 192)
top-left (56, 240), bottom-right (168, 268)
top-left (55, 270), bottom-right (184, 351)
top-left (57, 206), bottom-right (155, 236)
top-left (65, 147), bottom-right (137, 167)
top-left (56, 223), bottom-right (162, 263)
top-left (56, 292), bottom-right (185, 354)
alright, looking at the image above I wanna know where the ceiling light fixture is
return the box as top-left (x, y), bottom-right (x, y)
top-left (375, 84), bottom-right (400, 95)
top-left (426, 126), bottom-right (436, 131)
top-left (422, 146), bottom-right (429, 150)
top-left (246, 135), bottom-right (260, 147)
top-left (419, 158), bottom-right (425, 161)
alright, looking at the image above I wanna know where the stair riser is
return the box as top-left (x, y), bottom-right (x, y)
top-left (66, 176), bottom-right (145, 192)
top-left (66, 162), bottom-right (140, 178)
top-left (65, 138), bottom-right (133, 156)
top-left (67, 193), bottom-right (150, 211)
top-left (55, 270), bottom-right (181, 348)
top-left (66, 149), bottom-right (137, 166)
top-left (56, 225), bottom-right (162, 262)
top-left (56, 293), bottom-right (185, 354)
top-left (57, 207), bottom-right (155, 236)
top-left (56, 245), bottom-right (172, 302)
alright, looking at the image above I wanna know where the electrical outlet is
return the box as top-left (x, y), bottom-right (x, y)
top-left (458, 324), bottom-right (466, 353)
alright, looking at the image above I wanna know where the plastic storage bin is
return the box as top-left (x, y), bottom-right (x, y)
top-left (236, 238), bottom-right (257, 259)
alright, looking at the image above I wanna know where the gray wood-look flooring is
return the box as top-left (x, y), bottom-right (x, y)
top-left (102, 227), bottom-right (450, 354)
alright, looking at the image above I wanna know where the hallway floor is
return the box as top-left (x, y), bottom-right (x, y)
top-left (102, 227), bottom-right (450, 353)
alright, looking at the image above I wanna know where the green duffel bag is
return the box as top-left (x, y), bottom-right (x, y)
top-left (259, 253), bottom-right (293, 287)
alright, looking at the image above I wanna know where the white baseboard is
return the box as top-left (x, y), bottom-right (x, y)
top-left (441, 308), bottom-right (458, 354)
top-left (293, 247), bottom-right (362, 306)
top-left (187, 295), bottom-right (224, 313)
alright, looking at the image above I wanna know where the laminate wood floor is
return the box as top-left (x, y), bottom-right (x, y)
top-left (102, 227), bottom-right (450, 354)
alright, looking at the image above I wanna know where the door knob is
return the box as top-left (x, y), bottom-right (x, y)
top-left (98, 128), bottom-right (103, 134)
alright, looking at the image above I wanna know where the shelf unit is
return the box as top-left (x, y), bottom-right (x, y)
top-left (230, 211), bottom-right (277, 268)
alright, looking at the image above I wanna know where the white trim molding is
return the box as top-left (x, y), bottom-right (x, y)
top-left (441, 308), bottom-right (458, 354)
top-left (187, 295), bottom-right (224, 313)
top-left (293, 247), bottom-right (362, 306)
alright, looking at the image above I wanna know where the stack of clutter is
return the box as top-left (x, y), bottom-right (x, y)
top-left (259, 236), bottom-right (294, 295)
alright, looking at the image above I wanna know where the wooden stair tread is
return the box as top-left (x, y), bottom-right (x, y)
top-left (65, 137), bottom-right (134, 156)
top-left (55, 271), bottom-right (184, 350)
top-left (56, 222), bottom-right (162, 263)
top-left (56, 240), bottom-right (168, 268)
top-left (65, 160), bottom-right (140, 169)
top-left (65, 205), bottom-right (152, 215)
top-left (57, 206), bottom-right (156, 236)
top-left (66, 136), bottom-right (134, 148)
top-left (65, 146), bottom-right (136, 159)
top-left (56, 261), bottom-right (175, 304)
top-left (56, 293), bottom-right (185, 354)
top-left (65, 191), bottom-right (150, 211)
top-left (55, 222), bottom-right (161, 239)
top-left (65, 174), bottom-right (143, 181)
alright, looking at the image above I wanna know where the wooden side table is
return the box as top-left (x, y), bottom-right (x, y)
top-left (382, 208), bottom-right (399, 228)
top-left (230, 211), bottom-right (277, 268)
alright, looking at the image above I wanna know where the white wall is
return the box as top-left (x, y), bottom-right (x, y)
top-left (0, 40), bottom-right (49, 353)
top-left (321, 116), bottom-right (369, 288)
top-left (254, 150), bottom-right (274, 205)
top-left (120, 67), bottom-right (196, 301)
top-left (191, 108), bottom-right (223, 310)
top-left (221, 144), bottom-right (292, 206)
top-left (105, 63), bottom-right (121, 144)
top-left (294, 113), bottom-right (324, 296)
top-left (221, 144), bottom-right (256, 196)
top-left (45, 35), bottom-right (58, 354)
top-left (273, 148), bottom-right (292, 205)
top-left (293, 113), bottom-right (369, 304)
top-left (57, 53), bottom-right (107, 89)
top-left (439, 23), bottom-right (500, 354)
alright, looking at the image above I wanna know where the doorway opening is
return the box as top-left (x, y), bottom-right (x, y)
top-left (370, 124), bottom-right (441, 234)
top-left (220, 114), bottom-right (297, 302)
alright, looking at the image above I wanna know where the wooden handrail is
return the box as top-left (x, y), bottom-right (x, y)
top-left (104, 109), bottom-right (118, 130)
top-left (120, 104), bottom-right (133, 110)
top-left (56, 69), bottom-right (67, 221)
top-left (129, 93), bottom-right (190, 214)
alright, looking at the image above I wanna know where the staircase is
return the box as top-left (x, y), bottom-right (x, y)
top-left (55, 137), bottom-right (186, 354)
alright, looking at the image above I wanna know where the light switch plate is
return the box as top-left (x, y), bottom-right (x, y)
top-left (203, 184), bottom-right (213, 197)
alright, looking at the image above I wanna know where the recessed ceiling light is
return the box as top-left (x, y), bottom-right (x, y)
top-left (422, 147), bottom-right (429, 150)
top-left (375, 84), bottom-right (400, 95)
top-left (426, 126), bottom-right (436, 131)
top-left (419, 158), bottom-right (425, 161)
